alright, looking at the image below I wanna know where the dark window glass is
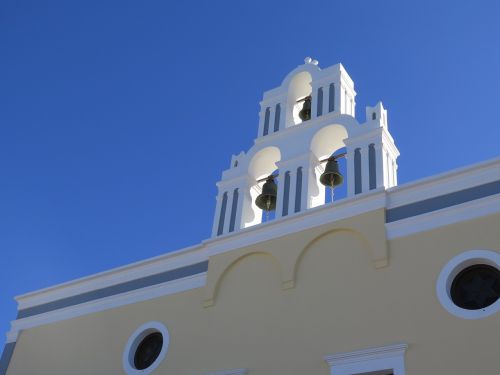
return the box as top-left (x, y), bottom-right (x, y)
top-left (134, 332), bottom-right (163, 370)
top-left (450, 264), bottom-right (500, 310)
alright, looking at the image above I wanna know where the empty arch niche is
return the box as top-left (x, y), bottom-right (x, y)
top-left (309, 125), bottom-right (349, 207)
top-left (213, 252), bottom-right (282, 307)
top-left (242, 146), bottom-right (281, 229)
top-left (294, 229), bottom-right (371, 290)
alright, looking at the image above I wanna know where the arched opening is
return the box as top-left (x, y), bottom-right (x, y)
top-left (243, 147), bottom-right (281, 228)
top-left (285, 71), bottom-right (312, 128)
top-left (310, 125), bottom-right (349, 207)
top-left (324, 147), bottom-right (347, 203)
top-left (261, 168), bottom-right (279, 223)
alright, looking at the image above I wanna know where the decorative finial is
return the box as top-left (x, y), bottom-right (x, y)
top-left (304, 57), bottom-right (319, 66)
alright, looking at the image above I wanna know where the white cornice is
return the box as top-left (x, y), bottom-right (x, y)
top-left (387, 156), bottom-right (500, 208)
top-left (324, 343), bottom-right (408, 366)
top-left (386, 193), bottom-right (500, 239)
top-left (7, 273), bottom-right (206, 344)
top-left (15, 243), bottom-right (207, 310)
top-left (344, 127), bottom-right (383, 148)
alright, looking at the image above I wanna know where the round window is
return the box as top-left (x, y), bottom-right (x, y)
top-left (450, 264), bottom-right (499, 310)
top-left (436, 250), bottom-right (500, 319)
top-left (123, 322), bottom-right (169, 375)
top-left (134, 332), bottom-right (163, 370)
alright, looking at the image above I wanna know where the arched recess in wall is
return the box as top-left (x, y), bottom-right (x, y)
top-left (309, 125), bottom-right (349, 207)
top-left (242, 146), bottom-right (281, 228)
top-left (292, 228), bottom-right (371, 286)
top-left (209, 251), bottom-right (283, 306)
top-left (286, 71), bottom-right (313, 128)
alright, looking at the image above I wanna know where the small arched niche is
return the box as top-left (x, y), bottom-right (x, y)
top-left (286, 71), bottom-right (312, 128)
top-left (242, 147), bottom-right (281, 228)
top-left (309, 125), bottom-right (349, 208)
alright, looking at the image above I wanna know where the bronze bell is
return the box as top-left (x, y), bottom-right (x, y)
top-left (320, 159), bottom-right (344, 188)
top-left (298, 96), bottom-right (312, 121)
top-left (255, 176), bottom-right (278, 211)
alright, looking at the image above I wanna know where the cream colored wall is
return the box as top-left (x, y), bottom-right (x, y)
top-left (7, 210), bottom-right (500, 375)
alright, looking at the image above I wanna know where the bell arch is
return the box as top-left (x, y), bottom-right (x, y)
top-left (285, 71), bottom-right (313, 128)
top-left (309, 125), bottom-right (349, 208)
top-left (242, 146), bottom-right (281, 228)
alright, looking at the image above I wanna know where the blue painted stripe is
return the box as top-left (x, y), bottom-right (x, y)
top-left (0, 342), bottom-right (16, 375)
top-left (17, 261), bottom-right (209, 319)
top-left (386, 180), bottom-right (500, 223)
top-left (354, 148), bottom-right (362, 194)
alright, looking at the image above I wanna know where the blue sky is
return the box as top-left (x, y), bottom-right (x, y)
top-left (1, 0), bottom-right (499, 352)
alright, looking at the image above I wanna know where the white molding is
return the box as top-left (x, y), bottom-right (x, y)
top-left (386, 193), bottom-right (500, 240)
top-left (15, 244), bottom-right (207, 310)
top-left (325, 343), bottom-right (408, 375)
top-left (204, 369), bottom-right (247, 375)
top-left (204, 189), bottom-right (387, 257)
top-left (123, 321), bottom-right (169, 375)
top-left (436, 250), bottom-right (500, 320)
top-left (387, 156), bottom-right (500, 208)
top-left (6, 273), bottom-right (206, 344)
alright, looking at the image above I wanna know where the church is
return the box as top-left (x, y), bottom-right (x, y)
top-left (1, 58), bottom-right (499, 375)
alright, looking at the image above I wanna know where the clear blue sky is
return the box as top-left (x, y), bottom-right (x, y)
top-left (1, 0), bottom-right (499, 352)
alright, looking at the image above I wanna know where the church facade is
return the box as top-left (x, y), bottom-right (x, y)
top-left (2, 59), bottom-right (499, 375)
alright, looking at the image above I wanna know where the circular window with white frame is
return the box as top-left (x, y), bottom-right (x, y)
top-left (436, 250), bottom-right (500, 319)
top-left (123, 321), bottom-right (169, 375)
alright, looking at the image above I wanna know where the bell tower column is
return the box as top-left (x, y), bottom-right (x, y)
top-left (360, 146), bottom-right (370, 192)
top-left (287, 167), bottom-right (298, 214)
top-left (212, 176), bottom-right (251, 237)
top-left (374, 143), bottom-right (384, 188)
top-left (274, 168), bottom-right (287, 219)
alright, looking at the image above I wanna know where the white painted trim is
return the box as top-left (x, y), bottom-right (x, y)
top-left (386, 193), bottom-right (500, 240)
top-left (387, 156), bottom-right (500, 208)
top-left (324, 343), bottom-right (407, 375)
top-left (436, 250), bottom-right (500, 319)
top-left (123, 321), bottom-right (169, 375)
top-left (204, 189), bottom-right (387, 257)
top-left (6, 273), bottom-right (206, 344)
top-left (204, 368), bottom-right (247, 375)
top-left (15, 245), bottom-right (207, 310)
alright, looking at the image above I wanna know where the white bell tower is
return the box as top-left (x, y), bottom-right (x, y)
top-left (212, 58), bottom-right (399, 237)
